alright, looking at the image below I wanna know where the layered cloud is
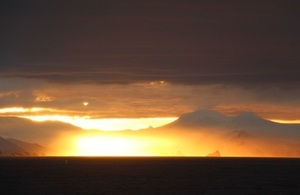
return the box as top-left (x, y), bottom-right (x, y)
top-left (0, 1), bottom-right (299, 120)
top-left (0, 78), bottom-right (299, 120)
top-left (1, 0), bottom-right (299, 85)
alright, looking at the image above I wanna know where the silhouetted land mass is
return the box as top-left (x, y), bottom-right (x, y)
top-left (0, 137), bottom-right (46, 156)
top-left (206, 150), bottom-right (221, 157)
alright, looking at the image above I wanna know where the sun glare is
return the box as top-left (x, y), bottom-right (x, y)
top-left (75, 136), bottom-right (148, 156)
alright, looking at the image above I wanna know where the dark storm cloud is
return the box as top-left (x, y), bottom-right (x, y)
top-left (1, 0), bottom-right (300, 85)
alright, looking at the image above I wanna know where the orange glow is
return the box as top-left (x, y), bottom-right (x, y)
top-left (270, 119), bottom-right (300, 124)
top-left (21, 115), bottom-right (177, 131)
top-left (74, 136), bottom-right (149, 156)
top-left (0, 107), bottom-right (53, 113)
top-left (71, 133), bottom-right (183, 156)
top-left (0, 106), bottom-right (177, 131)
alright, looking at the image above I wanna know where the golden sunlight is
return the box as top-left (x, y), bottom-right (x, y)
top-left (0, 107), bottom-right (177, 131)
top-left (21, 115), bottom-right (177, 131)
top-left (270, 119), bottom-right (300, 124)
top-left (74, 136), bottom-right (148, 156)
top-left (0, 107), bottom-right (53, 113)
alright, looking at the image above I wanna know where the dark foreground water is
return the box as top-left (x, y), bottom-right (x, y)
top-left (0, 157), bottom-right (299, 195)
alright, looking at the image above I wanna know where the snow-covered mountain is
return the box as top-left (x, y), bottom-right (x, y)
top-left (157, 109), bottom-right (300, 156)
top-left (0, 110), bottom-right (299, 157)
top-left (166, 109), bottom-right (231, 127)
top-left (164, 109), bottom-right (300, 139)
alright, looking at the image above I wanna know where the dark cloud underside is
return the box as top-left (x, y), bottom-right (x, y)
top-left (1, 0), bottom-right (300, 85)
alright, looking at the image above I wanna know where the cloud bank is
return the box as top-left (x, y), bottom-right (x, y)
top-left (0, 1), bottom-right (299, 120)
top-left (1, 0), bottom-right (299, 85)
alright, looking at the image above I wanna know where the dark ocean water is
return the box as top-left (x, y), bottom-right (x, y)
top-left (0, 157), bottom-right (299, 195)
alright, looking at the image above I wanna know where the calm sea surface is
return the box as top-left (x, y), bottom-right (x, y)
top-left (0, 157), bottom-right (299, 194)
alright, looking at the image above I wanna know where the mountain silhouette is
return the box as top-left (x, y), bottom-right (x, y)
top-left (6, 138), bottom-right (47, 156)
top-left (0, 110), bottom-right (299, 157)
top-left (0, 117), bottom-right (82, 144)
top-left (165, 109), bottom-right (231, 128)
top-left (0, 136), bottom-right (48, 156)
top-left (159, 109), bottom-right (300, 157)
top-left (164, 109), bottom-right (300, 138)
top-left (0, 136), bottom-right (25, 155)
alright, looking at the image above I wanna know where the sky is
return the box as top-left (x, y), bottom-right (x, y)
top-left (0, 0), bottom-right (300, 129)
